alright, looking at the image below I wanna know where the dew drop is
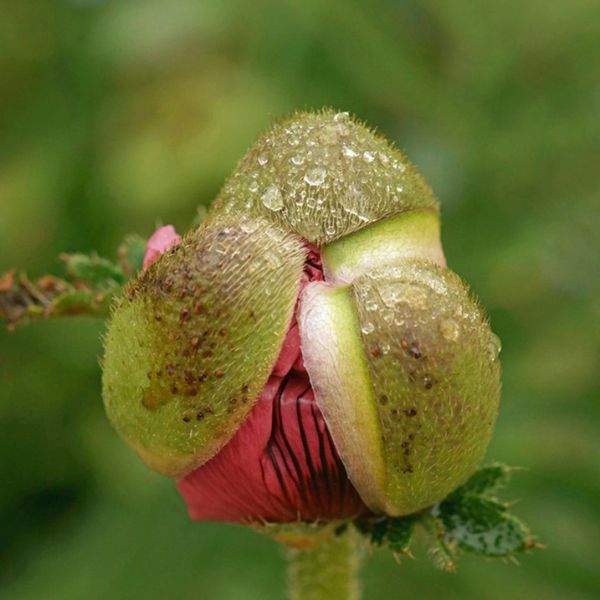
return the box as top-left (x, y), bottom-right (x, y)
top-left (340, 187), bottom-right (370, 222)
top-left (439, 318), bottom-right (460, 342)
top-left (291, 155), bottom-right (305, 166)
top-left (239, 217), bottom-right (260, 234)
top-left (304, 167), bottom-right (326, 187)
top-left (263, 249), bottom-right (282, 269)
top-left (320, 123), bottom-right (346, 143)
top-left (400, 285), bottom-right (428, 309)
top-left (380, 285), bottom-right (399, 307)
top-left (257, 154), bottom-right (268, 166)
top-left (487, 333), bottom-right (502, 362)
top-left (333, 111), bottom-right (350, 122)
top-left (365, 300), bottom-right (378, 312)
top-left (343, 145), bottom-right (358, 158)
top-left (361, 322), bottom-right (375, 335)
top-left (261, 185), bottom-right (284, 211)
top-left (363, 151), bottom-right (375, 163)
top-left (248, 180), bottom-right (259, 193)
top-left (325, 223), bottom-right (336, 236)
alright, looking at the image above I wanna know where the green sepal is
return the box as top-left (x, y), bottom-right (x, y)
top-left (209, 109), bottom-right (438, 245)
top-left (350, 260), bottom-right (502, 515)
top-left (102, 215), bottom-right (306, 478)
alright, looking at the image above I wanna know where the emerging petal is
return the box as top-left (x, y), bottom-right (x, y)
top-left (178, 247), bottom-right (367, 523)
top-left (142, 225), bottom-right (181, 269)
top-left (178, 371), bottom-right (366, 523)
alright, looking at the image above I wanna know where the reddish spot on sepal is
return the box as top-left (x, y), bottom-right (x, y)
top-left (143, 225), bottom-right (181, 270)
top-left (178, 243), bottom-right (367, 524)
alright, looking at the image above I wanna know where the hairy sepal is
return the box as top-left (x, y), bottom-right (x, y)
top-left (299, 260), bottom-right (501, 515)
top-left (209, 109), bottom-right (438, 245)
top-left (102, 216), bottom-right (306, 478)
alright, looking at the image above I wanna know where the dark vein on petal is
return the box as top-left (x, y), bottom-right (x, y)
top-left (311, 401), bottom-right (333, 515)
top-left (296, 385), bottom-right (321, 511)
top-left (275, 375), bottom-right (310, 509)
top-left (266, 444), bottom-right (292, 509)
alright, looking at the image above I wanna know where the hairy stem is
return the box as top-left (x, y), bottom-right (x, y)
top-left (286, 525), bottom-right (364, 600)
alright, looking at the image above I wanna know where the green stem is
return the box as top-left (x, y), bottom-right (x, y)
top-left (285, 525), bottom-right (363, 600)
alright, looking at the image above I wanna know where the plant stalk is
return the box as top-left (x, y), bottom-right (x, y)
top-left (285, 525), bottom-right (363, 600)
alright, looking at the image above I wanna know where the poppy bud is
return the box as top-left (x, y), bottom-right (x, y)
top-left (102, 110), bottom-right (500, 524)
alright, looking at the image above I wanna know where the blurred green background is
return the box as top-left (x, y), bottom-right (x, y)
top-left (1, 0), bottom-right (599, 598)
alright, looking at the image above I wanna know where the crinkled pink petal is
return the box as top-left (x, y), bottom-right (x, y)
top-left (177, 245), bottom-right (368, 524)
top-left (178, 361), bottom-right (366, 524)
top-left (272, 322), bottom-right (302, 377)
top-left (143, 225), bottom-right (181, 270)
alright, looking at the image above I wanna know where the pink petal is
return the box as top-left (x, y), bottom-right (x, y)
top-left (177, 244), bottom-right (368, 523)
top-left (142, 225), bottom-right (181, 270)
top-left (272, 321), bottom-right (301, 377)
top-left (178, 372), bottom-right (366, 523)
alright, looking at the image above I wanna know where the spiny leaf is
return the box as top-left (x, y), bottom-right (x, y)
top-left (449, 463), bottom-right (513, 498)
top-left (421, 513), bottom-right (457, 571)
top-left (0, 270), bottom-right (119, 329)
top-left (428, 536), bottom-right (458, 572)
top-left (0, 249), bottom-right (134, 329)
top-left (61, 253), bottom-right (126, 287)
top-left (119, 234), bottom-right (147, 277)
top-left (386, 518), bottom-right (415, 555)
top-left (437, 495), bottom-right (532, 557)
top-left (355, 515), bottom-right (415, 556)
top-left (353, 464), bottom-right (538, 569)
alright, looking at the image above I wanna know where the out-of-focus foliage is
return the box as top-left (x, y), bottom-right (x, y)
top-left (0, 1), bottom-right (598, 598)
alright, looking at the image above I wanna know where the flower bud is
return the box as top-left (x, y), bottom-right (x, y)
top-left (102, 110), bottom-right (501, 523)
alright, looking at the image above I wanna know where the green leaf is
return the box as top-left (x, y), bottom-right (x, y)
top-left (428, 536), bottom-right (458, 572)
top-left (386, 518), bottom-right (415, 555)
top-left (450, 463), bottom-right (512, 498)
top-left (1, 236), bottom-right (150, 329)
top-left (119, 234), bottom-right (147, 277)
top-left (437, 495), bottom-right (531, 557)
top-left (0, 271), bottom-right (119, 328)
top-left (52, 288), bottom-right (116, 316)
top-left (355, 515), bottom-right (415, 556)
top-left (61, 253), bottom-right (126, 287)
